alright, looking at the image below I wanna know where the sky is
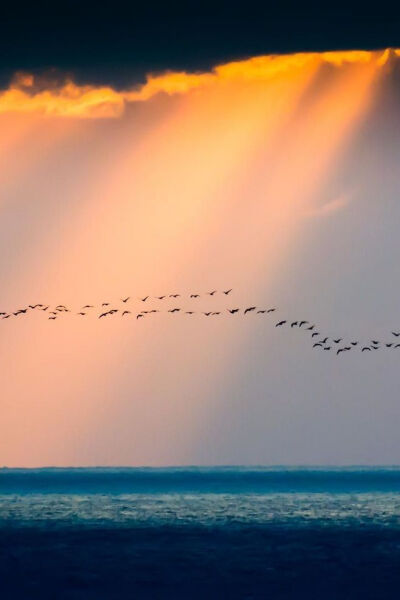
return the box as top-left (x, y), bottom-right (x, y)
top-left (1, 11), bottom-right (400, 466)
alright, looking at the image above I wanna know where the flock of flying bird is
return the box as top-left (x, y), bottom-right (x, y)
top-left (1, 287), bottom-right (400, 355)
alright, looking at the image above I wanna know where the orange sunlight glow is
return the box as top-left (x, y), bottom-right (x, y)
top-left (0, 49), bottom-right (394, 466)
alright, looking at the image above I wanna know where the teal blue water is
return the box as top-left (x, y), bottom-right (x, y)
top-left (1, 468), bottom-right (400, 598)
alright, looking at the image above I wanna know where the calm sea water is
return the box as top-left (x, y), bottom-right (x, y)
top-left (1, 467), bottom-right (400, 598)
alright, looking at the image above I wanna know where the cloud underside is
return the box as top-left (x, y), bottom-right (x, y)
top-left (0, 49), bottom-right (397, 118)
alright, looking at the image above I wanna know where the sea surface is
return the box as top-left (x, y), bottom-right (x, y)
top-left (1, 467), bottom-right (400, 599)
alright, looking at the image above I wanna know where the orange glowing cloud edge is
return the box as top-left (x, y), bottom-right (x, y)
top-left (0, 48), bottom-right (398, 118)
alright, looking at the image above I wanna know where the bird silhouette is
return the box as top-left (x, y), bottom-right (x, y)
top-left (395, 344), bottom-right (400, 348)
top-left (102, 303), bottom-right (110, 307)
top-left (306, 324), bottom-right (315, 330)
top-left (190, 294), bottom-right (200, 298)
top-left (362, 347), bottom-right (371, 352)
top-left (2, 315), bottom-right (10, 319)
top-left (168, 308), bottom-right (180, 313)
top-left (186, 311), bottom-right (195, 315)
top-left (311, 332), bottom-right (319, 338)
top-left (323, 346), bottom-right (331, 351)
top-left (122, 311), bottom-right (131, 316)
top-left (386, 343), bottom-right (393, 348)
top-left (299, 321), bottom-right (308, 327)
top-left (121, 297), bottom-right (130, 303)
top-left (208, 291), bottom-right (217, 296)
top-left (337, 348), bottom-right (345, 355)
top-left (291, 321), bottom-right (298, 328)
top-left (267, 308), bottom-right (276, 313)
top-left (77, 312), bottom-right (86, 316)
top-left (257, 310), bottom-right (266, 314)
top-left (320, 337), bottom-right (329, 344)
top-left (136, 314), bottom-right (144, 319)
top-left (99, 312), bottom-right (109, 318)
top-left (392, 332), bottom-right (400, 337)
top-left (276, 320), bottom-right (286, 327)
top-left (228, 309), bottom-right (239, 314)
top-left (313, 343), bottom-right (323, 348)
top-left (156, 296), bottom-right (166, 300)
top-left (48, 316), bottom-right (57, 320)
top-left (82, 305), bottom-right (94, 309)
top-left (223, 289), bottom-right (232, 295)
top-left (212, 312), bottom-right (220, 315)
top-left (169, 294), bottom-right (180, 298)
top-left (333, 338), bottom-right (342, 344)
top-left (371, 340), bottom-right (380, 345)
top-left (351, 341), bottom-right (358, 346)
top-left (204, 312), bottom-right (212, 316)
top-left (244, 307), bottom-right (256, 315)
top-left (140, 296), bottom-right (149, 302)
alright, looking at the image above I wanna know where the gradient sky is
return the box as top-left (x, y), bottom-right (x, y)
top-left (1, 30), bottom-right (400, 466)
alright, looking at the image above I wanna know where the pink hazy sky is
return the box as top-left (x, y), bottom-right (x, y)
top-left (1, 50), bottom-right (400, 467)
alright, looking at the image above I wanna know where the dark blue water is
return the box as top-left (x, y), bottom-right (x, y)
top-left (1, 467), bottom-right (400, 599)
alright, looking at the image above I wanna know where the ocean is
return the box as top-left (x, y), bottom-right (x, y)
top-left (1, 467), bottom-right (400, 598)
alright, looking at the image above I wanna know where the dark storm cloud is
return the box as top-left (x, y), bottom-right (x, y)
top-left (1, 2), bottom-right (400, 88)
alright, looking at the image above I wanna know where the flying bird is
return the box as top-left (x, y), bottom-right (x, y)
top-left (228, 309), bottom-right (239, 314)
top-left (169, 294), bottom-right (180, 298)
top-left (362, 347), bottom-right (371, 352)
top-left (337, 348), bottom-right (345, 355)
top-left (77, 312), bottom-right (86, 316)
top-left (208, 291), bottom-right (217, 296)
top-left (351, 342), bottom-right (358, 346)
top-left (276, 320), bottom-right (286, 327)
top-left (257, 310), bottom-right (266, 314)
top-left (386, 343), bottom-right (393, 347)
top-left (190, 294), bottom-right (200, 298)
top-left (140, 296), bottom-right (149, 302)
top-left (156, 296), bottom-right (166, 300)
top-left (82, 305), bottom-right (94, 309)
top-left (291, 321), bottom-right (298, 328)
top-left (311, 332), bottom-right (319, 338)
top-left (223, 289), bottom-right (232, 295)
top-left (212, 312), bottom-right (220, 315)
top-left (102, 303), bottom-right (110, 307)
top-left (122, 311), bottom-right (131, 316)
top-left (186, 311), bottom-right (195, 315)
top-left (136, 314), bottom-right (144, 319)
top-left (168, 308), bottom-right (180, 313)
top-left (48, 316), bottom-right (57, 320)
top-left (323, 346), bottom-right (331, 351)
top-left (313, 343), bottom-right (323, 348)
top-left (99, 312), bottom-right (109, 318)
top-left (306, 324), bottom-right (315, 330)
top-left (121, 297), bottom-right (130, 303)
top-left (267, 308), bottom-right (276, 313)
top-left (244, 307), bottom-right (256, 315)
top-left (333, 338), bottom-right (342, 344)
top-left (320, 337), bottom-right (329, 344)
top-left (371, 340), bottom-right (380, 345)
top-left (299, 321), bottom-right (308, 327)
top-left (204, 312), bottom-right (212, 316)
